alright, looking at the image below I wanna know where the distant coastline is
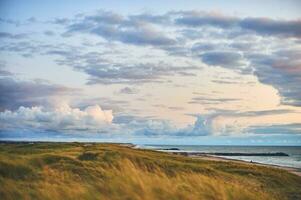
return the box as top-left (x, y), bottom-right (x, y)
top-left (135, 146), bottom-right (301, 176)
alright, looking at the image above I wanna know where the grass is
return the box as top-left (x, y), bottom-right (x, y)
top-left (0, 142), bottom-right (300, 200)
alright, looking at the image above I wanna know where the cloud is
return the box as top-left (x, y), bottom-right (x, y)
top-left (1, 9), bottom-right (301, 110)
top-left (52, 18), bottom-right (70, 25)
top-left (204, 108), bottom-right (295, 118)
top-left (0, 77), bottom-right (78, 111)
top-left (67, 58), bottom-right (200, 84)
top-left (0, 41), bottom-right (50, 57)
top-left (109, 113), bottom-right (213, 137)
top-left (1, 104), bottom-right (298, 138)
top-left (0, 32), bottom-right (26, 39)
top-left (240, 18), bottom-right (301, 38)
top-left (191, 42), bottom-right (224, 52)
top-left (119, 87), bottom-right (139, 94)
top-left (188, 97), bottom-right (240, 105)
top-left (44, 30), bottom-right (55, 36)
top-left (0, 103), bottom-right (113, 133)
top-left (201, 51), bottom-right (244, 68)
top-left (173, 11), bottom-right (301, 38)
top-left (76, 97), bottom-right (129, 113)
top-left (167, 106), bottom-right (184, 110)
top-left (185, 115), bottom-right (211, 136)
top-left (185, 109), bottom-right (298, 136)
top-left (129, 13), bottom-right (171, 24)
top-left (2, 42), bottom-right (200, 85)
top-left (246, 123), bottom-right (301, 135)
top-left (248, 49), bottom-right (301, 106)
top-left (0, 63), bottom-right (13, 77)
top-left (64, 10), bottom-right (176, 46)
top-left (112, 114), bottom-right (301, 142)
top-left (239, 109), bottom-right (296, 117)
top-left (0, 18), bottom-right (20, 26)
top-left (174, 11), bottom-right (239, 28)
top-left (115, 114), bottom-right (213, 137)
top-left (0, 69), bottom-right (12, 76)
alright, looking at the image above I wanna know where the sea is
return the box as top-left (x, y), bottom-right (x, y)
top-left (141, 145), bottom-right (301, 169)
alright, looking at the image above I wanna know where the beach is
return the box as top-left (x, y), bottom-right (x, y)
top-left (136, 145), bottom-right (301, 176)
top-left (186, 153), bottom-right (301, 177)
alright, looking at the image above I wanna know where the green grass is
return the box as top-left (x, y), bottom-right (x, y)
top-left (0, 142), bottom-right (300, 200)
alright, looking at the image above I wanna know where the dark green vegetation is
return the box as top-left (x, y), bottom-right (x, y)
top-left (0, 142), bottom-right (300, 200)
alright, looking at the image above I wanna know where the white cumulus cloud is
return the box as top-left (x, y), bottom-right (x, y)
top-left (0, 103), bottom-right (114, 133)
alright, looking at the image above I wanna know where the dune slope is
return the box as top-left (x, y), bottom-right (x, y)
top-left (0, 142), bottom-right (300, 200)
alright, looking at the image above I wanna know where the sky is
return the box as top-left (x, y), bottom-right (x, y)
top-left (0, 0), bottom-right (301, 145)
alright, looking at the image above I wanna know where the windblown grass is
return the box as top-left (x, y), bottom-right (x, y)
top-left (0, 142), bottom-right (300, 200)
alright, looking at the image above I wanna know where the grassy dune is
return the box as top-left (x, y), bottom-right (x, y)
top-left (0, 142), bottom-right (300, 200)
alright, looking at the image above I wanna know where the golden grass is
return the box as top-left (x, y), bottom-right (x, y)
top-left (0, 142), bottom-right (300, 200)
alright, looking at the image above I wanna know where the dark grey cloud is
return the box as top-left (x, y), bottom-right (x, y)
top-left (0, 41), bottom-right (53, 57)
top-left (2, 10), bottom-right (300, 107)
top-left (1, 39), bottom-right (200, 84)
top-left (84, 62), bottom-right (199, 84)
top-left (0, 77), bottom-right (78, 111)
top-left (0, 16), bottom-right (38, 27)
top-left (248, 49), bottom-right (301, 106)
top-left (201, 51), bottom-right (244, 68)
top-left (191, 42), bottom-right (224, 52)
top-left (240, 18), bottom-right (301, 38)
top-left (0, 69), bottom-right (12, 76)
top-left (129, 13), bottom-right (171, 24)
top-left (174, 11), bottom-right (239, 28)
top-left (0, 63), bottom-right (13, 76)
top-left (161, 45), bottom-right (191, 57)
top-left (173, 11), bottom-right (301, 38)
top-left (57, 10), bottom-right (301, 39)
top-left (117, 28), bottom-right (176, 46)
top-left (0, 18), bottom-right (20, 26)
top-left (44, 30), bottom-right (55, 36)
top-left (229, 41), bottom-right (256, 51)
top-left (64, 11), bottom-right (176, 46)
top-left (46, 48), bottom-right (200, 84)
top-left (0, 32), bottom-right (26, 39)
top-left (26, 17), bottom-right (37, 23)
top-left (86, 10), bottom-right (124, 24)
top-left (50, 18), bottom-right (71, 25)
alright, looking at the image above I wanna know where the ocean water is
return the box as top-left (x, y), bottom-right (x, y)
top-left (142, 145), bottom-right (301, 169)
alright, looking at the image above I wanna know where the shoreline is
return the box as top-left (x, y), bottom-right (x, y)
top-left (134, 145), bottom-right (301, 177)
top-left (171, 152), bottom-right (301, 177)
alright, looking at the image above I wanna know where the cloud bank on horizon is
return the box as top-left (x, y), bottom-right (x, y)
top-left (0, 0), bottom-right (301, 144)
